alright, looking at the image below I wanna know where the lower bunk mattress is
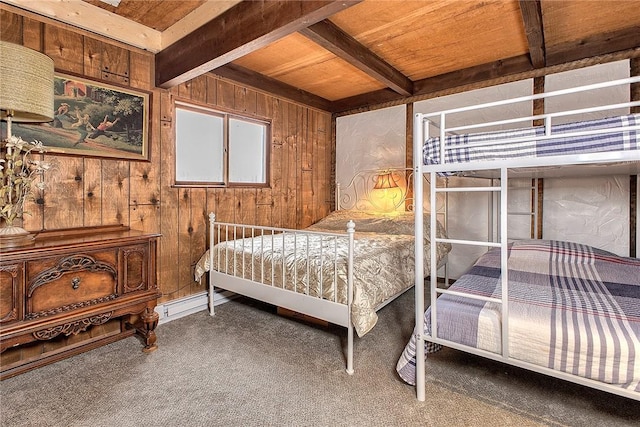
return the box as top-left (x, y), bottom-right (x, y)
top-left (396, 239), bottom-right (640, 394)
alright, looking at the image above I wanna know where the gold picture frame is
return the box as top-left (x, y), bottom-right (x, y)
top-left (5, 72), bottom-right (150, 161)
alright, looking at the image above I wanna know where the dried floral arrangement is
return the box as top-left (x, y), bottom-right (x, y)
top-left (0, 135), bottom-right (50, 229)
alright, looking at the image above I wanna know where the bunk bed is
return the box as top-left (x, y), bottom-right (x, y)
top-left (396, 76), bottom-right (640, 401)
top-left (195, 169), bottom-right (451, 374)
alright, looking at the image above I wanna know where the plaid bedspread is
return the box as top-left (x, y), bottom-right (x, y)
top-left (423, 114), bottom-right (640, 166)
top-left (396, 240), bottom-right (640, 394)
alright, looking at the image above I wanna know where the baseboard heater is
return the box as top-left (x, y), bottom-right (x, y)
top-left (155, 290), bottom-right (236, 325)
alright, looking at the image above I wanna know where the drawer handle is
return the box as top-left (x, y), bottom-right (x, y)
top-left (71, 277), bottom-right (81, 290)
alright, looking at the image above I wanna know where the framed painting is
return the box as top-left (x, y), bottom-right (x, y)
top-left (4, 72), bottom-right (150, 161)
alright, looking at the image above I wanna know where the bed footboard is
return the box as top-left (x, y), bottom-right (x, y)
top-left (206, 213), bottom-right (356, 374)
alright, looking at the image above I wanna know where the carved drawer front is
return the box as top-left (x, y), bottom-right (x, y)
top-left (122, 244), bottom-right (148, 293)
top-left (26, 252), bottom-right (118, 320)
top-left (0, 263), bottom-right (22, 324)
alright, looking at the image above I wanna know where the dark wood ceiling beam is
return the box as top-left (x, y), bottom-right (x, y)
top-left (332, 55), bottom-right (534, 113)
top-left (413, 55), bottom-right (534, 95)
top-left (155, 0), bottom-right (362, 89)
top-left (299, 20), bottom-right (413, 96)
top-left (330, 88), bottom-right (401, 114)
top-left (212, 63), bottom-right (334, 112)
top-left (518, 0), bottom-right (545, 68)
top-left (546, 26), bottom-right (640, 67)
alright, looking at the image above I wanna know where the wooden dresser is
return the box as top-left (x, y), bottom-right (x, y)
top-left (0, 225), bottom-right (161, 379)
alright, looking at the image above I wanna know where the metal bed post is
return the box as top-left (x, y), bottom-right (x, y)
top-left (414, 112), bottom-right (426, 401)
top-left (489, 179), bottom-right (496, 243)
top-left (500, 167), bottom-right (509, 359)
top-left (429, 168), bottom-right (438, 392)
top-left (438, 114), bottom-right (449, 287)
top-left (442, 178), bottom-right (449, 286)
top-left (208, 213), bottom-right (216, 316)
top-left (346, 219), bottom-right (355, 375)
top-left (532, 179), bottom-right (540, 239)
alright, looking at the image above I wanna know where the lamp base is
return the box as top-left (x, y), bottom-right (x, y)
top-left (0, 225), bottom-right (35, 249)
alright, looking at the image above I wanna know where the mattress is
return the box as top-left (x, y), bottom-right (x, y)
top-left (423, 114), bottom-right (640, 166)
top-left (396, 239), bottom-right (640, 394)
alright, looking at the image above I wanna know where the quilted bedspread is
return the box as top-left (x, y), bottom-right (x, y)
top-left (195, 211), bottom-right (451, 337)
top-left (397, 239), bottom-right (640, 393)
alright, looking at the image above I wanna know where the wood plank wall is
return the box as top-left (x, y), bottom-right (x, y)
top-left (1, 5), bottom-right (333, 304)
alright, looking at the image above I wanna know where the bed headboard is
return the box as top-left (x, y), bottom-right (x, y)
top-left (336, 167), bottom-right (429, 212)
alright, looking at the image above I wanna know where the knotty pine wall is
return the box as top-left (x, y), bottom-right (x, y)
top-left (1, 6), bottom-right (333, 304)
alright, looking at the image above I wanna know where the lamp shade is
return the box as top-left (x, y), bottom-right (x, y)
top-left (0, 41), bottom-right (54, 123)
top-left (373, 172), bottom-right (399, 189)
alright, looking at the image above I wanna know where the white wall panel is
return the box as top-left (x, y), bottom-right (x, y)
top-left (543, 176), bottom-right (629, 256)
top-left (336, 105), bottom-right (406, 189)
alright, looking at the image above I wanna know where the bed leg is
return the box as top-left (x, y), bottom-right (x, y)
top-left (416, 332), bottom-right (425, 401)
top-left (346, 323), bottom-right (354, 375)
top-left (208, 286), bottom-right (215, 317)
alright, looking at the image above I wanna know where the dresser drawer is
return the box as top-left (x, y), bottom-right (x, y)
top-left (0, 263), bottom-right (22, 324)
top-left (25, 252), bottom-right (118, 320)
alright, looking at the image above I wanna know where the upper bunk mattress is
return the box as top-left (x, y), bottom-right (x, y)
top-left (423, 113), bottom-right (640, 166)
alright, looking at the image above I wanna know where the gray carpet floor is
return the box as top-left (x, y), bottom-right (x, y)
top-left (1, 290), bottom-right (638, 427)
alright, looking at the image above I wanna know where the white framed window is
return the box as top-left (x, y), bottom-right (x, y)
top-left (175, 101), bottom-right (269, 187)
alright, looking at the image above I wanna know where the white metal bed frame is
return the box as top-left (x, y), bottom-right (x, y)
top-left (205, 168), bottom-right (442, 375)
top-left (412, 76), bottom-right (640, 401)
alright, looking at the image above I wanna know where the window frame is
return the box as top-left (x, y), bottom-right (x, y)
top-left (174, 100), bottom-right (271, 188)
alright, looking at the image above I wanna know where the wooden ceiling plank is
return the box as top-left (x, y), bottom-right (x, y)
top-left (161, 1), bottom-right (242, 49)
top-left (299, 19), bottom-right (413, 96)
top-left (156, 0), bottom-right (362, 89)
top-left (546, 26), bottom-right (640, 67)
top-left (213, 63), bottom-right (334, 112)
top-left (135, 1), bottom-right (206, 32)
top-left (518, 0), bottom-right (545, 68)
